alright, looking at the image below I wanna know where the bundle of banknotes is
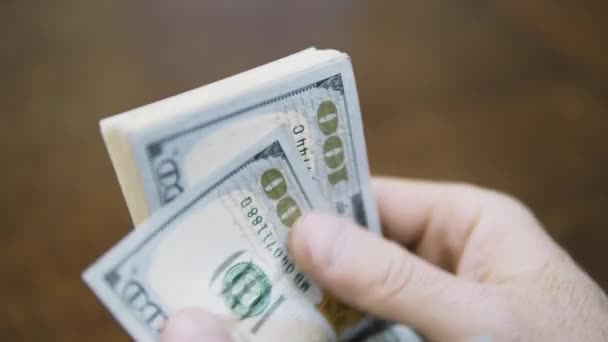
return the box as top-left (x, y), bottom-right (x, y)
top-left (83, 48), bottom-right (422, 342)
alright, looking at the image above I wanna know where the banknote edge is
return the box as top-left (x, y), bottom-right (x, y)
top-left (99, 120), bottom-right (151, 224)
top-left (99, 48), bottom-right (346, 225)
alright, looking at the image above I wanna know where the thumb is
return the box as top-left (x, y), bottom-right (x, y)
top-left (290, 212), bottom-right (503, 341)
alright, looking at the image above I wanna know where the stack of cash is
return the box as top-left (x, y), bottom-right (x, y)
top-left (83, 48), bottom-right (421, 342)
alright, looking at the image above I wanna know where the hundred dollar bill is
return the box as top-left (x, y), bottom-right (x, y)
top-left (100, 48), bottom-right (380, 233)
top-left (84, 131), bottom-right (367, 341)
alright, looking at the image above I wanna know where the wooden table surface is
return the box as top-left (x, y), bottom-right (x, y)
top-left (2, 1), bottom-right (607, 340)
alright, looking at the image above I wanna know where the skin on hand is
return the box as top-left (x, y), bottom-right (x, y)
top-left (160, 308), bottom-right (232, 342)
top-left (161, 177), bottom-right (608, 342)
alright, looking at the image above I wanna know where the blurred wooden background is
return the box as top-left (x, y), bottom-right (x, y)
top-left (1, 1), bottom-right (607, 340)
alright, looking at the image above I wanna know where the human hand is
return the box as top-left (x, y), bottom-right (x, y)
top-left (161, 177), bottom-right (608, 342)
top-left (160, 308), bottom-right (232, 342)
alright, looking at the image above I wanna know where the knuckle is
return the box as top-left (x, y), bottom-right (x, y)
top-left (495, 192), bottom-right (534, 216)
top-left (488, 190), bottom-right (537, 223)
top-left (450, 182), bottom-right (534, 218)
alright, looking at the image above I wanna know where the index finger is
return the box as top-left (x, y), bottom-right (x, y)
top-left (372, 177), bottom-right (489, 269)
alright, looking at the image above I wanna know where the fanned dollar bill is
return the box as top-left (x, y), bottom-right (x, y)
top-left (84, 131), bottom-right (372, 341)
top-left (100, 48), bottom-right (379, 234)
top-left (90, 49), bottom-right (423, 341)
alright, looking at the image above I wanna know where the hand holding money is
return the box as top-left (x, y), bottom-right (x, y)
top-left (83, 48), bottom-right (608, 342)
top-left (163, 178), bottom-right (608, 342)
top-left (84, 48), bottom-right (392, 341)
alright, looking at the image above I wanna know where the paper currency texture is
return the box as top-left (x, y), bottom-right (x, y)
top-left (100, 48), bottom-right (379, 234)
top-left (84, 132), bottom-right (365, 341)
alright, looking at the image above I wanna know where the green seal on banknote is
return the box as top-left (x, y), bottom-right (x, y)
top-left (222, 262), bottom-right (271, 318)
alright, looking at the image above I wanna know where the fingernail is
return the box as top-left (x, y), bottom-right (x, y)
top-left (161, 308), bottom-right (232, 342)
